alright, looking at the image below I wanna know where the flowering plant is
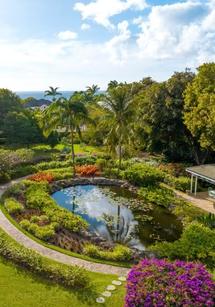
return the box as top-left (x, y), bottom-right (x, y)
top-left (75, 165), bottom-right (100, 177)
top-left (125, 258), bottom-right (215, 307)
top-left (28, 172), bottom-right (54, 183)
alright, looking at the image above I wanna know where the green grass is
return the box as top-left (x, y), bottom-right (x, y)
top-left (54, 144), bottom-right (103, 155)
top-left (0, 257), bottom-right (125, 307)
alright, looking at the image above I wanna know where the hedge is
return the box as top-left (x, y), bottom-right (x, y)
top-left (0, 227), bottom-right (89, 289)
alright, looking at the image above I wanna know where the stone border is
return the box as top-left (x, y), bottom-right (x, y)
top-left (50, 177), bottom-right (131, 193)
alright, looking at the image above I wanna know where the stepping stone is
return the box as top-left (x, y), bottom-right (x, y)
top-left (96, 297), bottom-right (105, 304)
top-left (106, 285), bottom-right (116, 291)
top-left (118, 276), bottom-right (126, 282)
top-left (102, 291), bottom-right (112, 297)
top-left (112, 280), bottom-right (122, 286)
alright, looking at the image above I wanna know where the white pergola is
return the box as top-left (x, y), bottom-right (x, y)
top-left (186, 164), bottom-right (215, 196)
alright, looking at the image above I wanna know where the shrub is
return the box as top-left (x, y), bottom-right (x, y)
top-left (125, 258), bottom-right (215, 307)
top-left (43, 168), bottom-right (73, 180)
top-left (84, 244), bottom-right (132, 262)
top-left (122, 163), bottom-right (164, 187)
top-left (9, 165), bottom-right (37, 179)
top-left (20, 219), bottom-right (58, 241)
top-left (36, 160), bottom-right (72, 171)
top-left (28, 172), bottom-right (54, 183)
top-left (75, 156), bottom-right (97, 166)
top-left (25, 184), bottom-right (87, 233)
top-left (158, 163), bottom-right (187, 177)
top-left (4, 198), bottom-right (24, 214)
top-left (0, 172), bottom-right (11, 184)
top-left (164, 174), bottom-right (190, 192)
top-left (151, 222), bottom-right (215, 268)
top-left (0, 227), bottom-right (89, 289)
top-left (76, 165), bottom-right (100, 177)
top-left (197, 213), bottom-right (215, 229)
top-left (138, 186), bottom-right (174, 208)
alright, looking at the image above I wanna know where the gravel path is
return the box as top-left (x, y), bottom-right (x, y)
top-left (0, 178), bottom-right (129, 276)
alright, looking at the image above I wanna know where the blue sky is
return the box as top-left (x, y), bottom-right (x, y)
top-left (0, 0), bottom-right (214, 90)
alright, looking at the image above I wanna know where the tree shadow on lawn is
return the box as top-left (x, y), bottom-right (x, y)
top-left (0, 257), bottom-right (100, 306)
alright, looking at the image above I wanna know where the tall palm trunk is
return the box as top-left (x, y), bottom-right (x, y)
top-left (71, 126), bottom-right (76, 177)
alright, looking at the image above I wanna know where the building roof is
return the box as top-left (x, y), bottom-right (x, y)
top-left (186, 164), bottom-right (215, 184)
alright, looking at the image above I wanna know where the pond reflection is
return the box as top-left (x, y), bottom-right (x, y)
top-left (52, 185), bottom-right (182, 250)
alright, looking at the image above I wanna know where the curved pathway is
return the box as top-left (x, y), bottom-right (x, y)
top-left (0, 179), bottom-right (129, 276)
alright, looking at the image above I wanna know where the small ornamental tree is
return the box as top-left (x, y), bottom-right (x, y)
top-left (125, 258), bottom-right (215, 307)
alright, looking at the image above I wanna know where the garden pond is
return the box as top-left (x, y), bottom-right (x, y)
top-left (52, 185), bottom-right (182, 250)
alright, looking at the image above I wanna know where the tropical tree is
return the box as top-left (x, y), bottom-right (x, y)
top-left (103, 85), bottom-right (134, 170)
top-left (40, 92), bottom-right (90, 175)
top-left (184, 63), bottom-right (215, 163)
top-left (86, 84), bottom-right (100, 96)
top-left (44, 86), bottom-right (62, 102)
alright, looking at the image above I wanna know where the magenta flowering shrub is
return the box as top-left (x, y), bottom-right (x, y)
top-left (125, 258), bottom-right (215, 307)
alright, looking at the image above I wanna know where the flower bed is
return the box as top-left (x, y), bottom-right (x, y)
top-left (125, 258), bottom-right (215, 307)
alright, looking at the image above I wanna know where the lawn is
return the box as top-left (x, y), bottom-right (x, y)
top-left (0, 257), bottom-right (125, 307)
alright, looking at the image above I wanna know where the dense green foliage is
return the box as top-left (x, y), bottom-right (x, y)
top-left (4, 198), bottom-right (24, 214)
top-left (84, 244), bottom-right (132, 262)
top-left (122, 163), bottom-right (164, 186)
top-left (152, 222), bottom-right (215, 268)
top-left (0, 227), bottom-right (89, 288)
top-left (184, 63), bottom-right (215, 162)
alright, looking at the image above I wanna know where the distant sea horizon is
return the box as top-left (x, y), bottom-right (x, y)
top-left (16, 91), bottom-right (75, 100)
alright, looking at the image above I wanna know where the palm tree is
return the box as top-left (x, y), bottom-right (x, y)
top-left (103, 85), bottom-right (134, 170)
top-left (41, 92), bottom-right (90, 175)
top-left (86, 84), bottom-right (100, 96)
top-left (44, 87), bottom-right (62, 102)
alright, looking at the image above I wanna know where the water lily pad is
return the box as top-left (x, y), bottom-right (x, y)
top-left (106, 285), bottom-right (116, 291)
top-left (118, 276), bottom-right (126, 282)
top-left (102, 291), bottom-right (112, 297)
top-left (112, 280), bottom-right (122, 286)
top-left (96, 297), bottom-right (105, 304)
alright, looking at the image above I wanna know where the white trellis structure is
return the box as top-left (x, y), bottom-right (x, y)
top-left (186, 164), bottom-right (215, 196)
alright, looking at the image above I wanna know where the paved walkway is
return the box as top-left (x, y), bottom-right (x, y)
top-left (0, 178), bottom-right (129, 276)
top-left (174, 190), bottom-right (215, 214)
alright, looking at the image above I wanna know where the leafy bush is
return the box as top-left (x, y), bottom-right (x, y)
top-left (43, 168), bottom-right (73, 180)
top-left (36, 160), bottom-right (72, 171)
top-left (138, 186), bottom-right (174, 208)
top-left (20, 219), bottom-right (58, 241)
top-left (4, 198), bottom-right (24, 214)
top-left (29, 172), bottom-right (54, 183)
top-left (0, 172), bottom-right (11, 184)
top-left (75, 165), bottom-right (100, 177)
top-left (75, 156), bottom-right (97, 165)
top-left (164, 174), bottom-right (190, 192)
top-left (25, 183), bottom-right (87, 233)
top-left (197, 213), bottom-right (215, 229)
top-left (172, 199), bottom-right (205, 224)
top-left (84, 244), bottom-right (132, 262)
top-left (123, 163), bottom-right (164, 187)
top-left (125, 258), bottom-right (215, 307)
top-left (151, 222), bottom-right (215, 268)
top-left (0, 227), bottom-right (89, 288)
top-left (158, 163), bottom-right (187, 177)
top-left (9, 164), bottom-right (37, 179)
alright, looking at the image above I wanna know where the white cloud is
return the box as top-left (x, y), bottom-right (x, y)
top-left (0, 1), bottom-right (215, 91)
top-left (105, 21), bottom-right (131, 63)
top-left (136, 0), bottom-right (215, 62)
top-left (57, 30), bottom-right (78, 41)
top-left (81, 23), bottom-right (91, 30)
top-left (74, 0), bottom-right (148, 28)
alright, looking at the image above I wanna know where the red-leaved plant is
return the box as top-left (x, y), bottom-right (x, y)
top-left (75, 165), bottom-right (100, 177)
top-left (28, 172), bottom-right (54, 183)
